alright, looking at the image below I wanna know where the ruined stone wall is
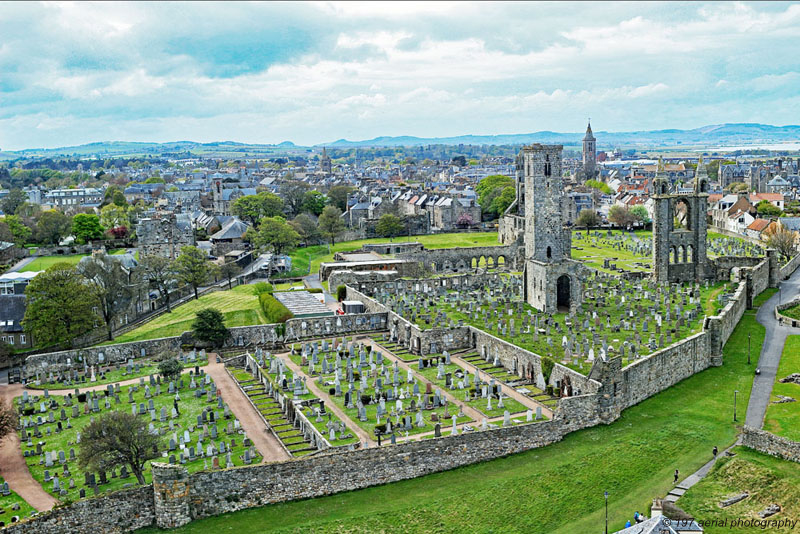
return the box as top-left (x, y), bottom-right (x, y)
top-left (23, 313), bottom-right (389, 379)
top-left (0, 486), bottom-right (154, 534)
top-left (397, 244), bottom-right (520, 273)
top-left (621, 332), bottom-right (711, 409)
top-left (741, 426), bottom-right (800, 464)
top-left (328, 269), bottom-right (402, 292)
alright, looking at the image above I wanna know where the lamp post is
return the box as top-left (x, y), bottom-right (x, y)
top-left (748, 333), bottom-right (751, 365)
top-left (604, 491), bottom-right (609, 534)
top-left (734, 390), bottom-right (739, 422)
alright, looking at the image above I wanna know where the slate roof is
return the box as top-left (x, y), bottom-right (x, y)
top-left (210, 218), bottom-right (250, 241)
top-left (613, 516), bottom-right (703, 534)
top-left (0, 294), bottom-right (26, 333)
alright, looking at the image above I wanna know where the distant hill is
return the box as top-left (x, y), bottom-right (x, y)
top-left (2, 123), bottom-right (799, 159)
top-left (322, 123), bottom-right (800, 148)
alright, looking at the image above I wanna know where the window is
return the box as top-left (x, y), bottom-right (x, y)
top-left (7, 336), bottom-right (13, 345)
top-left (20, 334), bottom-right (26, 344)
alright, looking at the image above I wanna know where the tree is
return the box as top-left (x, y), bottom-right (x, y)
top-left (376, 213), bottom-right (405, 239)
top-left (476, 174), bottom-right (515, 217)
top-left (231, 192), bottom-right (284, 225)
top-left (630, 205), bottom-right (651, 225)
top-left (219, 261), bottom-right (242, 289)
top-left (174, 246), bottom-right (212, 300)
top-left (279, 180), bottom-right (312, 217)
top-left (4, 215), bottom-right (32, 245)
top-left (456, 212), bottom-right (475, 228)
top-left (192, 308), bottom-right (230, 348)
top-left (289, 213), bottom-right (321, 244)
top-left (144, 176), bottom-right (165, 184)
top-left (300, 190), bottom-right (327, 216)
top-left (756, 200), bottom-right (782, 217)
top-left (318, 205), bottom-right (346, 245)
top-left (0, 221), bottom-right (12, 244)
top-left (576, 209), bottom-right (601, 232)
top-left (77, 253), bottom-right (137, 340)
top-left (327, 185), bottom-right (354, 212)
top-left (139, 254), bottom-right (177, 312)
top-left (1, 188), bottom-right (26, 215)
top-left (158, 358), bottom-right (183, 382)
top-left (35, 210), bottom-right (72, 245)
top-left (23, 263), bottom-right (100, 348)
top-left (100, 203), bottom-right (130, 230)
top-left (112, 190), bottom-right (127, 207)
top-left (252, 216), bottom-right (301, 255)
top-left (0, 401), bottom-right (18, 442)
top-left (726, 181), bottom-right (749, 193)
top-left (79, 411), bottom-right (161, 485)
top-left (72, 213), bottom-right (105, 244)
top-left (765, 223), bottom-right (797, 261)
top-left (608, 205), bottom-right (636, 228)
top-left (585, 179), bottom-right (612, 195)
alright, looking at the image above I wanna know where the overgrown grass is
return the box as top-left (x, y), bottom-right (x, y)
top-left (135, 303), bottom-right (765, 534)
top-left (680, 447), bottom-right (800, 533)
top-left (108, 284), bottom-right (266, 344)
top-left (763, 335), bottom-right (800, 441)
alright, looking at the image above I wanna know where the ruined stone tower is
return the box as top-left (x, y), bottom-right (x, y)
top-left (652, 157), bottom-right (709, 283)
top-left (521, 144), bottom-right (585, 312)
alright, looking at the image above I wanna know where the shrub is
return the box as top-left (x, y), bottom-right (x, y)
top-left (253, 282), bottom-right (273, 296)
top-left (307, 287), bottom-right (323, 294)
top-left (259, 292), bottom-right (294, 323)
top-left (336, 285), bottom-right (347, 302)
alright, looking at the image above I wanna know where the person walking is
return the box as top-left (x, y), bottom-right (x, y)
top-left (674, 469), bottom-right (679, 484)
top-left (713, 446), bottom-right (718, 459)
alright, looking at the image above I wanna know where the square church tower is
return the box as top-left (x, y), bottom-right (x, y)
top-left (521, 144), bottom-right (585, 313)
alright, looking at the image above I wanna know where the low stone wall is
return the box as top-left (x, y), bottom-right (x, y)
top-left (780, 253), bottom-right (800, 280)
top-left (23, 313), bottom-right (390, 379)
top-left (741, 426), bottom-right (800, 463)
top-left (397, 244), bottom-right (521, 273)
top-left (0, 485), bottom-right (154, 534)
top-left (775, 298), bottom-right (800, 328)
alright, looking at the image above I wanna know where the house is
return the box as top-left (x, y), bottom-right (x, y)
top-left (613, 515), bottom-right (703, 533)
top-left (0, 294), bottom-right (32, 350)
top-left (0, 270), bottom-right (41, 295)
top-left (745, 218), bottom-right (776, 240)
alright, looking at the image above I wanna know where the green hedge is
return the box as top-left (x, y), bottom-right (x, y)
top-left (253, 282), bottom-right (274, 295)
top-left (307, 287), bottom-right (323, 294)
top-left (259, 293), bottom-right (293, 323)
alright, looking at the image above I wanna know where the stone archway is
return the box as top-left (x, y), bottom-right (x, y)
top-left (557, 274), bottom-right (570, 311)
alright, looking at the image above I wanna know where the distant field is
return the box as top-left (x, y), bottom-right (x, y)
top-left (107, 283), bottom-right (266, 344)
top-left (19, 248), bottom-right (129, 272)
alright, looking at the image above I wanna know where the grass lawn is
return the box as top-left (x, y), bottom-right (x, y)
top-left (135, 299), bottom-right (766, 534)
top-left (571, 229), bottom-right (652, 273)
top-left (0, 483), bottom-right (36, 519)
top-left (19, 249), bottom-right (128, 272)
top-left (16, 374), bottom-right (259, 504)
top-left (279, 232), bottom-right (502, 279)
top-left (780, 304), bottom-right (800, 321)
top-left (108, 284), bottom-right (266, 344)
top-left (763, 335), bottom-right (800, 441)
top-left (680, 447), bottom-right (800, 533)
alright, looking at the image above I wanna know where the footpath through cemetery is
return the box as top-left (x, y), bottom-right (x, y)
top-left (1, 153), bottom-right (799, 534)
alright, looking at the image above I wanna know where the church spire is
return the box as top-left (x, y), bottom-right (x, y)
top-left (583, 120), bottom-right (595, 141)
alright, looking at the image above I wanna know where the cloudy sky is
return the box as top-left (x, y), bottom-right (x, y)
top-left (1, 1), bottom-right (799, 150)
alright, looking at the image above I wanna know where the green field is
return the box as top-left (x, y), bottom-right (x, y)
top-left (763, 335), bottom-right (800, 441)
top-left (135, 299), bottom-right (765, 534)
top-left (279, 232), bottom-right (502, 278)
top-left (109, 284), bottom-right (266, 344)
top-left (19, 248), bottom-right (129, 272)
top-left (680, 447), bottom-right (800, 533)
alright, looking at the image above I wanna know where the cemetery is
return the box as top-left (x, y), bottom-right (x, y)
top-left (26, 352), bottom-right (209, 390)
top-left (0, 480), bottom-right (34, 529)
top-left (763, 335), bottom-right (800, 442)
top-left (12, 367), bottom-right (260, 505)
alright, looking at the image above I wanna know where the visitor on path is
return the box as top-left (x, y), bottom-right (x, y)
top-left (634, 511), bottom-right (642, 523)
top-left (674, 469), bottom-right (679, 484)
top-left (713, 446), bottom-right (718, 459)
top-left (625, 520), bottom-right (632, 528)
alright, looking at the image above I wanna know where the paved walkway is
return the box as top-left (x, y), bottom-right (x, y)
top-left (203, 359), bottom-right (290, 462)
top-left (745, 266), bottom-right (800, 428)
top-left (667, 440), bottom-right (741, 503)
top-left (0, 384), bottom-right (59, 511)
top-left (5, 256), bottom-right (36, 273)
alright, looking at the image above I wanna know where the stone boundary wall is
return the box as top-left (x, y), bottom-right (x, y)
top-left (708, 226), bottom-right (766, 247)
top-left (620, 332), bottom-right (710, 409)
top-left (469, 327), bottom-right (602, 395)
top-left (741, 426), bottom-right (800, 463)
top-left (23, 313), bottom-right (389, 379)
top-left (396, 244), bottom-right (520, 272)
top-left (0, 485), bottom-right (155, 534)
top-left (775, 298), bottom-right (800, 328)
top-left (780, 253), bottom-right (800, 280)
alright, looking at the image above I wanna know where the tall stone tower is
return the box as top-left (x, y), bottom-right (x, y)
top-left (652, 157), bottom-right (708, 283)
top-left (582, 121), bottom-right (597, 178)
top-left (522, 144), bottom-right (585, 313)
top-left (320, 148), bottom-right (332, 174)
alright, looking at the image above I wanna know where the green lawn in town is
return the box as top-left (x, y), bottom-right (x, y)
top-left (680, 447), bottom-right (800, 533)
top-left (135, 301), bottom-right (765, 534)
top-left (108, 284), bottom-right (266, 344)
top-left (19, 249), bottom-right (128, 272)
top-left (763, 335), bottom-right (800, 441)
